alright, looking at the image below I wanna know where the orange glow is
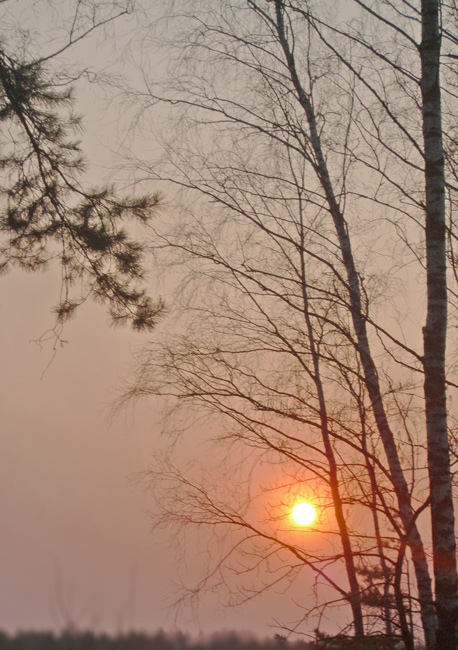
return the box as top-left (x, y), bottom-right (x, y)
top-left (292, 502), bottom-right (316, 526)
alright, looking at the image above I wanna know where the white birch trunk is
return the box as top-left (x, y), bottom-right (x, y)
top-left (421, 0), bottom-right (458, 647)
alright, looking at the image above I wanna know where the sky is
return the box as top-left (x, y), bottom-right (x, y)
top-left (0, 258), bottom-right (316, 637)
top-left (1, 268), bottom-right (334, 638)
top-left (1, 268), bottom-right (164, 633)
top-left (0, 1), bottom-right (330, 639)
top-left (2, 0), bottom-right (445, 642)
top-left (0, 0), bottom-right (205, 636)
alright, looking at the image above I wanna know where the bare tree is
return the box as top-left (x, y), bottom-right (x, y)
top-left (119, 0), bottom-right (458, 647)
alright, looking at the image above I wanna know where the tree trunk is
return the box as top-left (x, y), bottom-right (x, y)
top-left (299, 255), bottom-right (364, 636)
top-left (273, 3), bottom-right (437, 647)
top-left (420, 1), bottom-right (458, 647)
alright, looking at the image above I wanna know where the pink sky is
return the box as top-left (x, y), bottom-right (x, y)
top-left (0, 1), bottom-right (350, 639)
top-left (1, 267), bottom-right (331, 638)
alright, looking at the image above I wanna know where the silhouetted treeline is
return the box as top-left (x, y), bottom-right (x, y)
top-left (0, 630), bottom-right (318, 650)
top-left (0, 630), bottom-right (409, 650)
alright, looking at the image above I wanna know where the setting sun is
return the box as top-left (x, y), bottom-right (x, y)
top-left (292, 502), bottom-right (316, 526)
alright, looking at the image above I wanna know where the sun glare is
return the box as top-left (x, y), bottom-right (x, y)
top-left (292, 502), bottom-right (316, 526)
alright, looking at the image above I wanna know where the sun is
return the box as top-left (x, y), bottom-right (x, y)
top-left (292, 502), bottom-right (316, 526)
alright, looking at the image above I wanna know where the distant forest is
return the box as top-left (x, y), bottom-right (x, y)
top-left (0, 632), bottom-right (314, 650)
top-left (0, 630), bottom-right (406, 650)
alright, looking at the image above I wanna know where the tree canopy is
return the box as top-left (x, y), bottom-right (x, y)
top-left (0, 0), bottom-right (163, 331)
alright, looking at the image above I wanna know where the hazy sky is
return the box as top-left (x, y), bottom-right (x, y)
top-left (0, 1), bottom-right (330, 638)
top-left (1, 267), bottom-right (329, 637)
top-left (0, 0), bottom-right (198, 635)
top-left (0, 275), bottom-right (350, 632)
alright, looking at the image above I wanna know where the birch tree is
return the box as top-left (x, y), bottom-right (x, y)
top-left (420, 0), bottom-right (458, 647)
top-left (121, 0), bottom-right (458, 646)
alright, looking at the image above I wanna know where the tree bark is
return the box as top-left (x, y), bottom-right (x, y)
top-left (420, 0), bottom-right (458, 647)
